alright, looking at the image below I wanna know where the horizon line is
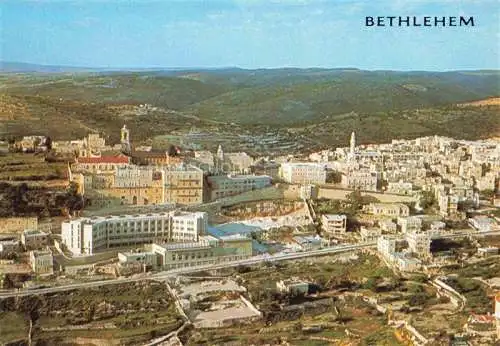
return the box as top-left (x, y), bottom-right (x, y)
top-left (1, 60), bottom-right (500, 73)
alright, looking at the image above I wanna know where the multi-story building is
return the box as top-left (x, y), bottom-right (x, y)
top-left (321, 214), bottom-right (347, 235)
top-left (78, 164), bottom-right (203, 207)
top-left (341, 171), bottom-right (378, 191)
top-left (13, 136), bottom-right (47, 152)
top-left (118, 251), bottom-right (159, 270)
top-left (280, 163), bottom-right (326, 185)
top-left (387, 181), bottom-right (413, 195)
top-left (224, 152), bottom-right (254, 174)
top-left (29, 249), bottom-right (54, 275)
top-left (152, 234), bottom-right (252, 270)
top-left (73, 155), bottom-right (130, 173)
top-left (192, 151), bottom-right (216, 172)
top-left (365, 203), bottom-right (410, 217)
top-left (476, 172), bottom-right (497, 191)
top-left (171, 212), bottom-right (208, 242)
top-left (0, 239), bottom-right (18, 254)
top-left (438, 193), bottom-right (459, 217)
top-left (251, 161), bottom-right (281, 180)
top-left (21, 229), bottom-right (49, 250)
top-left (360, 227), bottom-right (382, 242)
top-left (163, 165), bottom-right (204, 205)
top-left (0, 217), bottom-right (38, 234)
top-left (61, 211), bottom-right (207, 255)
top-left (377, 235), bottom-right (399, 255)
top-left (131, 150), bottom-right (182, 166)
top-left (113, 166), bottom-right (165, 206)
top-left (405, 231), bottom-right (431, 258)
top-left (378, 220), bottom-right (397, 233)
top-left (397, 216), bottom-right (422, 234)
top-left (207, 174), bottom-right (272, 201)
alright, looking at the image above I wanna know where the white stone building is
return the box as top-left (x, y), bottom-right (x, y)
top-left (29, 249), bottom-right (54, 275)
top-left (341, 171), bottom-right (378, 191)
top-left (405, 231), bottom-right (431, 258)
top-left (321, 214), bottom-right (347, 235)
top-left (280, 163), bottom-right (326, 185)
top-left (61, 211), bottom-right (207, 255)
top-left (365, 203), bottom-right (410, 217)
top-left (207, 174), bottom-right (272, 201)
top-left (21, 229), bottom-right (49, 250)
top-left (397, 216), bottom-right (422, 234)
top-left (0, 239), bottom-right (18, 254)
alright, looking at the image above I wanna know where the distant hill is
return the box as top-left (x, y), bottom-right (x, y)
top-left (0, 67), bottom-right (499, 146)
top-left (186, 70), bottom-right (500, 125)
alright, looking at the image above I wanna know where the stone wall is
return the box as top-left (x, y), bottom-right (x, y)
top-left (318, 187), bottom-right (416, 203)
top-left (0, 217), bottom-right (38, 234)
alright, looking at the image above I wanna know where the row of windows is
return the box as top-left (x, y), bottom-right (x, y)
top-left (171, 252), bottom-right (213, 260)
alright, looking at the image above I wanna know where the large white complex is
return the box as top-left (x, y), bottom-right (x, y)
top-left (280, 163), bottom-right (326, 185)
top-left (61, 211), bottom-right (207, 255)
top-left (207, 174), bottom-right (272, 200)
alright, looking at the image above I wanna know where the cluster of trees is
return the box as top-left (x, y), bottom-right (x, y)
top-left (447, 277), bottom-right (492, 313)
top-left (0, 182), bottom-right (84, 217)
top-left (420, 190), bottom-right (437, 212)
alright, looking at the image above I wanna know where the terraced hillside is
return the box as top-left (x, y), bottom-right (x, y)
top-left (1, 68), bottom-right (499, 148)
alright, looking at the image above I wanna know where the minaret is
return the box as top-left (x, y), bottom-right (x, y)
top-left (121, 125), bottom-right (130, 153)
top-left (216, 145), bottom-right (224, 173)
top-left (217, 145), bottom-right (224, 161)
top-left (350, 131), bottom-right (356, 156)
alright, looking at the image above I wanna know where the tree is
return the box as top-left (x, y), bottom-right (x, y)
top-left (33, 137), bottom-right (41, 152)
top-left (457, 200), bottom-right (474, 212)
top-left (168, 145), bottom-right (178, 156)
top-left (45, 136), bottom-right (53, 151)
top-left (326, 171), bottom-right (342, 184)
top-left (420, 191), bottom-right (437, 212)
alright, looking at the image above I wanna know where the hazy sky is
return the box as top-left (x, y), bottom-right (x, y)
top-left (2, 0), bottom-right (499, 70)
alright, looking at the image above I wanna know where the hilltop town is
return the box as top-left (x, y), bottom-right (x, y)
top-left (0, 124), bottom-right (499, 346)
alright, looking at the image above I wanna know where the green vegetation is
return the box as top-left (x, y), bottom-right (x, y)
top-left (1, 70), bottom-right (499, 148)
top-left (0, 181), bottom-right (83, 217)
top-left (420, 190), bottom-right (437, 213)
top-left (0, 153), bottom-right (67, 181)
top-left (0, 312), bottom-right (29, 344)
top-left (361, 328), bottom-right (402, 346)
top-left (445, 277), bottom-right (492, 314)
top-left (448, 256), bottom-right (500, 279)
top-left (232, 253), bottom-right (396, 307)
top-left (0, 281), bottom-right (182, 344)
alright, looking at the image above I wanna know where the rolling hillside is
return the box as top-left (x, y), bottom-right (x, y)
top-left (0, 67), bottom-right (499, 147)
top-left (185, 70), bottom-right (500, 125)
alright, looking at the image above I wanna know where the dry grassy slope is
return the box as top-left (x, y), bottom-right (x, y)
top-left (0, 93), bottom-right (213, 143)
top-left (457, 97), bottom-right (500, 107)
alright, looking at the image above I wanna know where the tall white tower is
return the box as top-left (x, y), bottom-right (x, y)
top-left (121, 125), bottom-right (130, 153)
top-left (350, 131), bottom-right (356, 156)
top-left (217, 145), bottom-right (224, 161)
top-left (216, 145), bottom-right (224, 173)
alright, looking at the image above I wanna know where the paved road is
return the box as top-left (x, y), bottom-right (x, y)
top-left (2, 229), bottom-right (498, 298)
top-left (0, 242), bottom-right (375, 298)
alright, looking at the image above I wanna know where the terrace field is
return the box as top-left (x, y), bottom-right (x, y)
top-left (0, 281), bottom-right (182, 345)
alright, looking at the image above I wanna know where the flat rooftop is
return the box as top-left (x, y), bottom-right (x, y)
top-left (322, 214), bottom-right (346, 221)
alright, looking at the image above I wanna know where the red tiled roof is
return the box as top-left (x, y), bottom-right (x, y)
top-left (77, 155), bottom-right (129, 164)
top-left (470, 314), bottom-right (495, 323)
